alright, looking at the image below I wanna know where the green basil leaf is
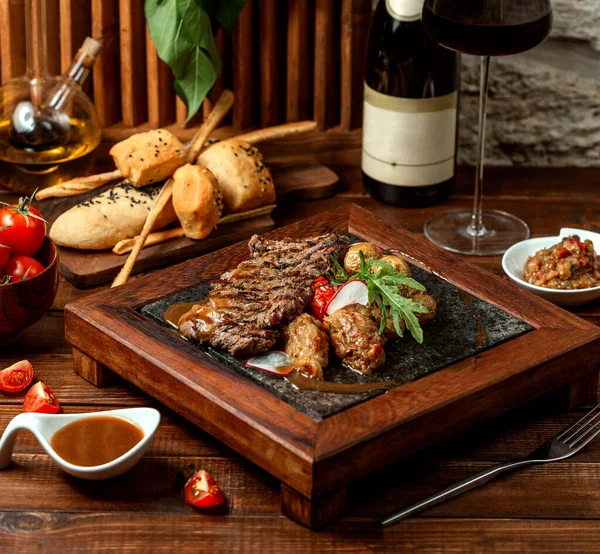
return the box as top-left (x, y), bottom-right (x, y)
top-left (145, 0), bottom-right (246, 122)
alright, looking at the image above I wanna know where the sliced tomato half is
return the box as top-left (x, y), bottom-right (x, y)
top-left (22, 382), bottom-right (60, 414)
top-left (184, 469), bottom-right (225, 509)
top-left (0, 360), bottom-right (34, 393)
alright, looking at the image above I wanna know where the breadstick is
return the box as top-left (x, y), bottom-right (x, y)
top-left (111, 90), bottom-right (235, 287)
top-left (36, 170), bottom-right (122, 200)
top-left (230, 121), bottom-right (317, 145)
top-left (112, 204), bottom-right (276, 255)
top-left (111, 180), bottom-right (173, 287)
top-left (186, 89), bottom-right (234, 162)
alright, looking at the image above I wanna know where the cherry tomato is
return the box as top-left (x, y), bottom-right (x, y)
top-left (184, 470), bottom-right (225, 509)
top-left (0, 195), bottom-right (46, 256)
top-left (4, 256), bottom-right (45, 281)
top-left (310, 276), bottom-right (336, 320)
top-left (0, 245), bottom-right (9, 272)
top-left (0, 360), bottom-right (34, 393)
top-left (23, 382), bottom-right (60, 414)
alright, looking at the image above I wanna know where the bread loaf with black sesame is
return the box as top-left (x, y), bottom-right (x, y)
top-left (109, 129), bottom-right (187, 187)
top-left (197, 139), bottom-right (276, 213)
top-left (49, 183), bottom-right (177, 250)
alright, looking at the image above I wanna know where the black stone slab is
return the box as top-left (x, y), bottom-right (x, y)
top-left (140, 268), bottom-right (532, 422)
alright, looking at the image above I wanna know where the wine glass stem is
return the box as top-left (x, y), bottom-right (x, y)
top-left (469, 56), bottom-right (491, 238)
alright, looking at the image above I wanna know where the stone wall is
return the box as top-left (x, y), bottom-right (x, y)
top-left (458, 0), bottom-right (600, 167)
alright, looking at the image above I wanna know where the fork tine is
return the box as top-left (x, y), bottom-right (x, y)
top-left (571, 422), bottom-right (600, 451)
top-left (555, 404), bottom-right (600, 442)
top-left (569, 415), bottom-right (600, 447)
top-left (562, 408), bottom-right (600, 443)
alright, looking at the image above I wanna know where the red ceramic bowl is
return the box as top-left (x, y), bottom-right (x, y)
top-left (0, 237), bottom-right (59, 346)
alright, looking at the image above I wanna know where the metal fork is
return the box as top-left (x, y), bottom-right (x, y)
top-left (381, 403), bottom-right (600, 528)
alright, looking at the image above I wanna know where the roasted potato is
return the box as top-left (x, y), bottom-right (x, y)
top-left (412, 293), bottom-right (437, 324)
top-left (371, 254), bottom-right (411, 277)
top-left (343, 242), bottom-right (382, 274)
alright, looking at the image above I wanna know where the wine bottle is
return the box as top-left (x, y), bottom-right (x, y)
top-left (362, 0), bottom-right (461, 208)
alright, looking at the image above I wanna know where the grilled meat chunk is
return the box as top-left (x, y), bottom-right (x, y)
top-left (324, 303), bottom-right (386, 374)
top-left (284, 313), bottom-right (329, 380)
top-left (179, 233), bottom-right (348, 356)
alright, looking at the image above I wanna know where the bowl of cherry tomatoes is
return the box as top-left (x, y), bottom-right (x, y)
top-left (0, 194), bottom-right (59, 345)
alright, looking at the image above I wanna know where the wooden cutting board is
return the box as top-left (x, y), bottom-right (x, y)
top-left (41, 161), bottom-right (338, 288)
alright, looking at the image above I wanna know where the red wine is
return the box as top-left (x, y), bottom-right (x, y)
top-left (362, 0), bottom-right (461, 208)
top-left (422, 1), bottom-right (552, 57)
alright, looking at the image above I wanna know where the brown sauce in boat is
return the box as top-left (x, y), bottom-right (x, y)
top-left (51, 416), bottom-right (144, 467)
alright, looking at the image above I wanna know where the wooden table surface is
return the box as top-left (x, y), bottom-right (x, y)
top-left (2, 136), bottom-right (600, 552)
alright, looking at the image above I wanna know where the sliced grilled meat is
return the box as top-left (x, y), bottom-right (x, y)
top-left (179, 232), bottom-right (348, 356)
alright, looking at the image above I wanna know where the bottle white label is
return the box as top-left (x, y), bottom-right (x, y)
top-left (362, 84), bottom-right (457, 187)
top-left (386, 0), bottom-right (423, 21)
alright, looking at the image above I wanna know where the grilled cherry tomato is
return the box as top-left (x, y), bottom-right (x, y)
top-left (0, 244), bottom-right (9, 272)
top-left (4, 255), bottom-right (44, 281)
top-left (184, 470), bottom-right (225, 509)
top-left (23, 382), bottom-right (60, 414)
top-left (0, 195), bottom-right (46, 256)
top-left (0, 360), bottom-right (34, 393)
top-left (310, 277), bottom-right (336, 320)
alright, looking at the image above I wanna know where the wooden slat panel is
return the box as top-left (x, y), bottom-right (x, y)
top-left (340, 0), bottom-right (371, 130)
top-left (0, 0), bottom-right (26, 83)
top-left (118, 0), bottom-right (147, 126)
top-left (259, 0), bottom-right (282, 127)
top-left (145, 25), bottom-right (175, 128)
top-left (91, 0), bottom-right (121, 126)
top-left (59, 0), bottom-right (92, 95)
top-left (232, 0), bottom-right (256, 130)
top-left (45, 0), bottom-right (61, 76)
top-left (176, 96), bottom-right (187, 127)
top-left (314, 0), bottom-right (340, 129)
top-left (286, 0), bottom-right (313, 122)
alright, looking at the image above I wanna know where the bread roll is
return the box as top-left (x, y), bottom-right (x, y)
top-left (109, 129), bottom-right (187, 187)
top-left (49, 183), bottom-right (177, 250)
top-left (197, 139), bottom-right (276, 213)
top-left (172, 164), bottom-right (223, 240)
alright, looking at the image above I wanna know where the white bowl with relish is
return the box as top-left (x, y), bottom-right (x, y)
top-left (502, 228), bottom-right (600, 307)
top-left (0, 407), bottom-right (160, 480)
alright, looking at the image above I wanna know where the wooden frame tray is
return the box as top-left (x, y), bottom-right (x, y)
top-left (64, 205), bottom-right (600, 528)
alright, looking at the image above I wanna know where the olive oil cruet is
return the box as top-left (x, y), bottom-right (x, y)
top-left (0, 0), bottom-right (102, 173)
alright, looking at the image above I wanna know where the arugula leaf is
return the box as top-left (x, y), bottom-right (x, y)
top-left (333, 252), bottom-right (430, 343)
top-left (145, 0), bottom-right (247, 122)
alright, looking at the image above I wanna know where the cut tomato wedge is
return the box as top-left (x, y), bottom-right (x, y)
top-left (22, 382), bottom-right (60, 414)
top-left (310, 276), bottom-right (336, 320)
top-left (0, 360), bottom-right (34, 393)
top-left (326, 280), bottom-right (369, 316)
top-left (184, 469), bottom-right (225, 509)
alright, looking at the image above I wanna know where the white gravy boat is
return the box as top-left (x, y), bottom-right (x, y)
top-left (0, 407), bottom-right (160, 480)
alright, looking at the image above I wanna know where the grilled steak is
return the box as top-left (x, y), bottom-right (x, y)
top-left (179, 232), bottom-right (348, 356)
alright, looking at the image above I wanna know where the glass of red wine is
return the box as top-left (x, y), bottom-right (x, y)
top-left (421, 0), bottom-right (553, 255)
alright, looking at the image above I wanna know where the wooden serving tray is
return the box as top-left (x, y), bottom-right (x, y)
top-left (43, 161), bottom-right (338, 287)
top-left (64, 205), bottom-right (600, 528)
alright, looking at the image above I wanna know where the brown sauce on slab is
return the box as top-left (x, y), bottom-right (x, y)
top-left (50, 416), bottom-right (144, 467)
top-left (476, 319), bottom-right (488, 348)
top-left (163, 300), bottom-right (207, 328)
top-left (285, 371), bottom-right (396, 394)
top-left (456, 287), bottom-right (474, 307)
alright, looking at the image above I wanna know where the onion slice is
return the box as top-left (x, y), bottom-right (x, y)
top-left (246, 351), bottom-right (294, 376)
top-left (326, 279), bottom-right (369, 316)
